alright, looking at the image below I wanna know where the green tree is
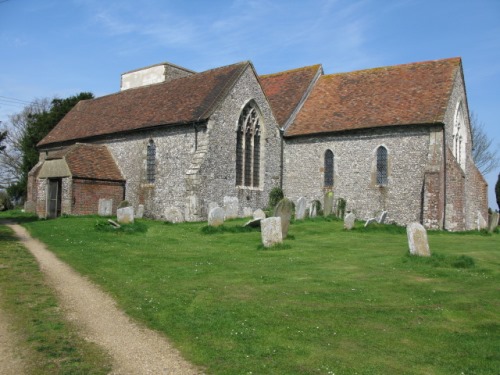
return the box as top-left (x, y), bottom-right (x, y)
top-left (495, 173), bottom-right (500, 211)
top-left (8, 92), bottom-right (93, 199)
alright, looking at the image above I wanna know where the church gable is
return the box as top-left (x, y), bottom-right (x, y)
top-left (285, 57), bottom-right (461, 137)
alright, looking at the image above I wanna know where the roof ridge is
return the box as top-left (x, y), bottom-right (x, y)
top-left (260, 64), bottom-right (322, 78)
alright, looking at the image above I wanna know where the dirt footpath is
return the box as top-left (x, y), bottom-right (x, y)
top-left (7, 224), bottom-right (202, 375)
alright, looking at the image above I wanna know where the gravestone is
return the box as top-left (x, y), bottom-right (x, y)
top-left (136, 204), bottom-right (144, 219)
top-left (377, 211), bottom-right (388, 224)
top-left (117, 206), bottom-right (134, 224)
top-left (309, 201), bottom-right (317, 218)
top-left (253, 209), bottom-right (266, 220)
top-left (98, 198), bottom-right (113, 216)
top-left (324, 191), bottom-right (334, 216)
top-left (260, 217), bottom-right (283, 247)
top-left (243, 207), bottom-right (253, 217)
top-left (364, 218), bottom-right (376, 227)
top-left (295, 197), bottom-right (307, 220)
top-left (208, 202), bottom-right (219, 213)
top-left (344, 212), bottom-right (356, 230)
top-left (223, 196), bottom-right (239, 219)
top-left (273, 198), bottom-right (293, 238)
top-left (477, 211), bottom-right (487, 231)
top-left (244, 218), bottom-right (262, 228)
top-left (208, 207), bottom-right (225, 227)
top-left (407, 222), bottom-right (431, 257)
top-left (488, 212), bottom-right (499, 233)
top-left (164, 207), bottom-right (184, 223)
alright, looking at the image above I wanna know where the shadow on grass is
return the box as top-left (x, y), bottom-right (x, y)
top-left (403, 252), bottom-right (475, 269)
top-left (201, 224), bottom-right (258, 234)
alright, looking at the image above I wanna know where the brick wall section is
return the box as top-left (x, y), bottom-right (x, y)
top-left (71, 179), bottom-right (124, 215)
top-left (283, 126), bottom-right (431, 226)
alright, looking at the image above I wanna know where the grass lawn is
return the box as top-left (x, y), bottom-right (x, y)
top-left (5, 212), bottom-right (499, 374)
top-left (0, 223), bottom-right (112, 375)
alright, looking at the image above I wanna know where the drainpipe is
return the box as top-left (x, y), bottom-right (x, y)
top-left (280, 128), bottom-right (284, 189)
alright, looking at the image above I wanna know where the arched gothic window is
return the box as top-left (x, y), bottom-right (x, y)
top-left (324, 150), bottom-right (334, 188)
top-left (453, 101), bottom-right (467, 170)
top-left (235, 102), bottom-right (261, 188)
top-left (376, 146), bottom-right (388, 185)
top-left (146, 139), bottom-right (156, 183)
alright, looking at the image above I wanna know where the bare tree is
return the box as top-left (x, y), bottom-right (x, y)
top-left (470, 112), bottom-right (499, 175)
top-left (0, 98), bottom-right (51, 189)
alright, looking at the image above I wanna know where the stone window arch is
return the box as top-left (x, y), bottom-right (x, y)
top-left (452, 101), bottom-right (467, 171)
top-left (235, 101), bottom-right (261, 188)
top-left (146, 139), bottom-right (156, 183)
top-left (376, 146), bottom-right (388, 186)
top-left (324, 149), bottom-right (334, 188)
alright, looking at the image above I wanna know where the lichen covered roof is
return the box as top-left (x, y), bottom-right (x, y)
top-left (38, 62), bottom-right (250, 147)
top-left (260, 64), bottom-right (322, 127)
top-left (285, 57), bottom-right (461, 137)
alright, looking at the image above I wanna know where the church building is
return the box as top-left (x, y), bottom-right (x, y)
top-left (26, 57), bottom-right (488, 231)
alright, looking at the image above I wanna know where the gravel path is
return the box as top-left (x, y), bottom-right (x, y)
top-left (0, 294), bottom-right (27, 375)
top-left (7, 223), bottom-right (202, 375)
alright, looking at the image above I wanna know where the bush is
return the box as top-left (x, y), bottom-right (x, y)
top-left (0, 191), bottom-right (13, 211)
top-left (117, 200), bottom-right (130, 209)
top-left (268, 187), bottom-right (284, 210)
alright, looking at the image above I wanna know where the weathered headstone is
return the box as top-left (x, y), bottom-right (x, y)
top-left (98, 198), bottom-right (113, 216)
top-left (253, 209), bottom-right (266, 220)
top-left (377, 211), bottom-right (388, 224)
top-left (295, 197), bottom-right (307, 220)
top-left (364, 218), bottom-right (376, 227)
top-left (208, 202), bottom-right (219, 213)
top-left (136, 204), bottom-right (144, 219)
top-left (244, 218), bottom-right (262, 228)
top-left (117, 206), bottom-right (134, 224)
top-left (164, 207), bottom-right (184, 223)
top-left (223, 196), bottom-right (239, 219)
top-left (344, 212), bottom-right (356, 230)
top-left (407, 222), bottom-right (431, 257)
top-left (243, 207), bottom-right (253, 217)
top-left (108, 219), bottom-right (121, 228)
top-left (309, 201), bottom-right (317, 218)
top-left (324, 191), bottom-right (334, 216)
top-left (477, 211), bottom-right (487, 231)
top-left (208, 207), bottom-right (225, 227)
top-left (260, 217), bottom-right (283, 247)
top-left (488, 212), bottom-right (499, 233)
top-left (274, 198), bottom-right (293, 238)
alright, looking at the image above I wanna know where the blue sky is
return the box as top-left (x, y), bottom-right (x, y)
top-left (1, 0), bottom-right (499, 207)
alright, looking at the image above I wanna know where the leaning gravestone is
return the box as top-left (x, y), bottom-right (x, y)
top-left (261, 217), bottom-right (283, 247)
top-left (208, 207), bottom-right (225, 227)
top-left (274, 198), bottom-right (293, 238)
top-left (488, 212), bottom-right (499, 233)
top-left (309, 201), bottom-right (317, 218)
top-left (378, 210), bottom-right (388, 224)
top-left (364, 218), bottom-right (376, 227)
top-left (477, 211), bottom-right (487, 231)
top-left (223, 196), bottom-right (239, 219)
top-left (407, 222), bottom-right (431, 257)
top-left (253, 209), bottom-right (266, 220)
top-left (324, 191), bottom-right (334, 216)
top-left (98, 198), bottom-right (113, 216)
top-left (344, 212), bottom-right (356, 230)
top-left (164, 207), bottom-right (184, 223)
top-left (117, 206), bottom-right (134, 224)
top-left (295, 197), bottom-right (307, 220)
top-left (136, 204), bottom-right (144, 219)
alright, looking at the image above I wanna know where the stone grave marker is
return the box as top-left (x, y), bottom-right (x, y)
top-left (136, 204), bottom-right (144, 219)
top-left (407, 222), bottom-right (431, 257)
top-left (344, 212), bottom-right (356, 230)
top-left (117, 206), bottom-right (134, 224)
top-left (477, 211), bottom-right (487, 231)
top-left (364, 218), bottom-right (376, 227)
top-left (309, 201), bottom-right (317, 218)
top-left (208, 202), bottom-right (219, 213)
top-left (244, 218), bottom-right (262, 228)
top-left (208, 207), bottom-right (225, 227)
top-left (164, 207), bottom-right (184, 223)
top-left (378, 210), bottom-right (387, 224)
top-left (98, 198), bottom-right (113, 216)
top-left (223, 196), bottom-right (239, 219)
top-left (273, 198), bottom-right (293, 238)
top-left (324, 191), bottom-right (334, 216)
top-left (260, 217), bottom-right (283, 247)
top-left (488, 211), bottom-right (499, 233)
top-left (295, 197), bottom-right (307, 220)
top-left (253, 209), bottom-right (266, 220)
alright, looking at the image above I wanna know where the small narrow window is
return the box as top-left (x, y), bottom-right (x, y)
top-left (324, 150), bottom-right (334, 188)
top-left (147, 139), bottom-right (156, 183)
top-left (376, 146), bottom-right (388, 185)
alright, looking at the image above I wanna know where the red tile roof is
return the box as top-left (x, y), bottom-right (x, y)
top-left (285, 57), bottom-right (461, 137)
top-left (48, 144), bottom-right (124, 181)
top-left (38, 62), bottom-right (250, 147)
top-left (260, 65), bottom-right (322, 127)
